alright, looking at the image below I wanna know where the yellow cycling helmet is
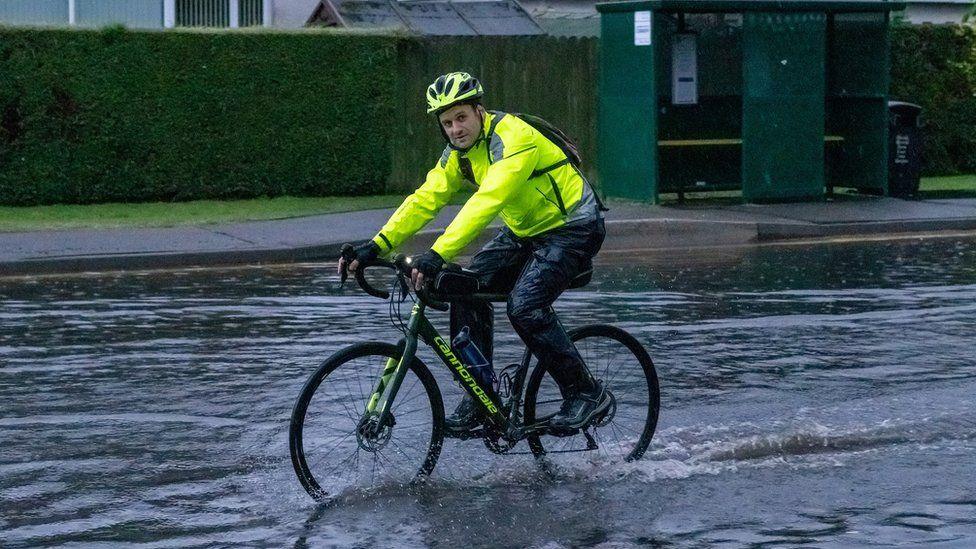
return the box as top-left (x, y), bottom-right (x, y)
top-left (426, 72), bottom-right (484, 114)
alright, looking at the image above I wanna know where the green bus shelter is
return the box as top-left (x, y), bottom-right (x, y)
top-left (596, 0), bottom-right (906, 203)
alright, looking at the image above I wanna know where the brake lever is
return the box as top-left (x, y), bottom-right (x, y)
top-left (392, 253), bottom-right (411, 301)
top-left (339, 243), bottom-right (354, 287)
top-left (397, 273), bottom-right (409, 301)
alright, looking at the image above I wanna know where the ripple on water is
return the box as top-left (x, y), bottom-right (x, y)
top-left (2, 237), bottom-right (976, 546)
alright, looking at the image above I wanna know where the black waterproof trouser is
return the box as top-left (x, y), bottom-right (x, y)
top-left (449, 216), bottom-right (606, 392)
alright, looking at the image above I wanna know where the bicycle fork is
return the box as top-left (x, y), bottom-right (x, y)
top-left (363, 335), bottom-right (418, 437)
top-left (361, 304), bottom-right (434, 439)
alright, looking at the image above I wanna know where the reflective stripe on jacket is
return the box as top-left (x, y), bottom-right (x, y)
top-left (372, 111), bottom-right (597, 261)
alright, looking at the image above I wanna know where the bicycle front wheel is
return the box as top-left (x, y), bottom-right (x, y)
top-left (524, 324), bottom-right (660, 463)
top-left (289, 342), bottom-right (445, 501)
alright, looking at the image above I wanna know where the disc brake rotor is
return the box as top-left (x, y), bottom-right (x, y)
top-left (356, 412), bottom-right (394, 452)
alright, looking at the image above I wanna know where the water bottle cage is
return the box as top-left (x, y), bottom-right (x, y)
top-left (495, 364), bottom-right (521, 399)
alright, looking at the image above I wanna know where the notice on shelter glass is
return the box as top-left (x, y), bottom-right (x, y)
top-left (672, 33), bottom-right (698, 104)
top-left (634, 11), bottom-right (651, 46)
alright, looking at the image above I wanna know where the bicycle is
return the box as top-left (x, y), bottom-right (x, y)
top-left (289, 245), bottom-right (660, 501)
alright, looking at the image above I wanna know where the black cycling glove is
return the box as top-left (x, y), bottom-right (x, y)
top-left (351, 240), bottom-right (381, 264)
top-left (411, 249), bottom-right (444, 277)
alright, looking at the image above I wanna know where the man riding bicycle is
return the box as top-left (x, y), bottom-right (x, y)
top-left (339, 72), bottom-right (608, 435)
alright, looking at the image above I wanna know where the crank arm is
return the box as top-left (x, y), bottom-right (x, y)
top-left (445, 427), bottom-right (489, 441)
top-left (582, 429), bottom-right (599, 450)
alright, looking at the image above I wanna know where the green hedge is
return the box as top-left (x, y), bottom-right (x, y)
top-left (0, 27), bottom-right (398, 206)
top-left (891, 24), bottom-right (976, 176)
top-left (0, 27), bottom-right (598, 206)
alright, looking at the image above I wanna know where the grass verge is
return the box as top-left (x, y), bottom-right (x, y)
top-left (0, 195), bottom-right (414, 232)
top-left (0, 176), bottom-right (973, 232)
top-left (917, 174), bottom-right (976, 198)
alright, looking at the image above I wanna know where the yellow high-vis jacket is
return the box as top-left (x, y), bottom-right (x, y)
top-left (372, 111), bottom-right (600, 261)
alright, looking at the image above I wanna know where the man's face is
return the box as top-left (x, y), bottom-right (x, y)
top-left (438, 104), bottom-right (483, 149)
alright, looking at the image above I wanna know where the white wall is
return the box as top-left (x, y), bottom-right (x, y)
top-left (0, 0), bottom-right (70, 26)
top-left (903, 3), bottom-right (973, 24)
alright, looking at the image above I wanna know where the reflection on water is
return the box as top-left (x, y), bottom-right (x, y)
top-left (2, 236), bottom-right (976, 547)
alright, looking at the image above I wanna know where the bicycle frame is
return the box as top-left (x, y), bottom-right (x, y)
top-left (363, 300), bottom-right (537, 439)
top-left (287, 250), bottom-right (655, 496)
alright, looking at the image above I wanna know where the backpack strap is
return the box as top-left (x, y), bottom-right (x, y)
top-left (487, 111), bottom-right (505, 136)
top-left (458, 156), bottom-right (477, 187)
top-left (530, 158), bottom-right (571, 179)
top-left (485, 112), bottom-right (580, 184)
top-left (485, 111), bottom-right (506, 163)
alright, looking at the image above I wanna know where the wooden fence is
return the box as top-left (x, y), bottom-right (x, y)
top-left (391, 36), bottom-right (600, 192)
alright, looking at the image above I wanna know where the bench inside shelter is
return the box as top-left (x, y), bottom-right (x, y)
top-left (596, 0), bottom-right (906, 203)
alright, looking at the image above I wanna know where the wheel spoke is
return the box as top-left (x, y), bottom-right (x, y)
top-left (392, 387), bottom-right (428, 410)
top-left (354, 359), bottom-right (369, 407)
top-left (303, 423), bottom-right (357, 437)
top-left (334, 393), bottom-right (363, 424)
top-left (305, 430), bottom-right (356, 460)
top-left (313, 445), bottom-right (360, 485)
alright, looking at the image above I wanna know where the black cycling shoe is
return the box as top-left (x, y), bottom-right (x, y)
top-left (445, 395), bottom-right (485, 434)
top-left (547, 382), bottom-right (610, 431)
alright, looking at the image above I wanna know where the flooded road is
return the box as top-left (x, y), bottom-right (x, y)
top-left (2, 236), bottom-right (975, 547)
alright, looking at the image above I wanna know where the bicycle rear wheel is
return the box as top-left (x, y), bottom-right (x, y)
top-left (289, 342), bottom-right (445, 501)
top-left (523, 324), bottom-right (659, 463)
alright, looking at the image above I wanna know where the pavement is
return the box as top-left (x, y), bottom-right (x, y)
top-left (3, 196), bottom-right (976, 276)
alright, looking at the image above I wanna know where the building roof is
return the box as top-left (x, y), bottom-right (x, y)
top-left (534, 16), bottom-right (599, 36)
top-left (309, 0), bottom-right (544, 34)
top-left (596, 0), bottom-right (907, 13)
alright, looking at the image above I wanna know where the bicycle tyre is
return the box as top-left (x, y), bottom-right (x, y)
top-left (523, 324), bottom-right (660, 462)
top-left (289, 342), bottom-right (445, 501)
